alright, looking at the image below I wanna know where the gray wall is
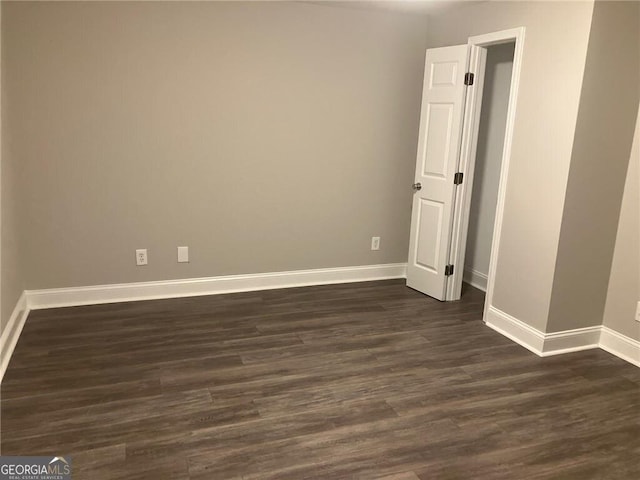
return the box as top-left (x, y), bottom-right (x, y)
top-left (547, 0), bottom-right (640, 333)
top-left (1, 0), bottom-right (25, 331)
top-left (464, 43), bottom-right (514, 284)
top-left (2, 1), bottom-right (428, 294)
top-left (602, 106), bottom-right (640, 340)
top-left (0, 123), bottom-right (24, 332)
top-left (427, 1), bottom-right (594, 331)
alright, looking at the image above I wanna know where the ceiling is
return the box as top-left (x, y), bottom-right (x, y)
top-left (307, 0), bottom-right (483, 16)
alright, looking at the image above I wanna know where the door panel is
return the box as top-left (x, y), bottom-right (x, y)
top-left (416, 199), bottom-right (443, 272)
top-left (429, 61), bottom-right (459, 87)
top-left (423, 103), bottom-right (454, 178)
top-left (407, 45), bottom-right (470, 300)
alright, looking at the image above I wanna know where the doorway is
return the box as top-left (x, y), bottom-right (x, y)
top-left (406, 28), bottom-right (525, 321)
top-left (463, 43), bottom-right (515, 293)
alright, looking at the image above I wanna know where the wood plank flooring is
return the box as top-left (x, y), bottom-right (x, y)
top-left (1, 280), bottom-right (639, 479)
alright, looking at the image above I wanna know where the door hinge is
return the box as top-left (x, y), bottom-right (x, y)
top-left (454, 172), bottom-right (464, 185)
top-left (445, 264), bottom-right (454, 276)
top-left (464, 72), bottom-right (474, 86)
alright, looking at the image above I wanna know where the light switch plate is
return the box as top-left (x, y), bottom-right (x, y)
top-left (178, 246), bottom-right (189, 263)
top-left (635, 301), bottom-right (640, 322)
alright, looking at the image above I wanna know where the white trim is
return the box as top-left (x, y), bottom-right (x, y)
top-left (446, 45), bottom-right (488, 301)
top-left (462, 268), bottom-right (488, 292)
top-left (468, 27), bottom-right (525, 48)
top-left (541, 326), bottom-right (601, 356)
top-left (485, 305), bottom-right (545, 355)
top-left (599, 326), bottom-right (640, 368)
top-left (466, 28), bottom-right (526, 324)
top-left (27, 263), bottom-right (408, 310)
top-left (486, 306), bottom-right (639, 367)
top-left (0, 292), bottom-right (29, 383)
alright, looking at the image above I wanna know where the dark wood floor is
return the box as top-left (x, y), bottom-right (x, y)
top-left (1, 280), bottom-right (639, 479)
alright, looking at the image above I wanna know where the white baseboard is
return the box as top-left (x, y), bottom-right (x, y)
top-left (485, 305), bottom-right (545, 355)
top-left (0, 292), bottom-right (30, 383)
top-left (463, 268), bottom-right (488, 292)
top-left (485, 305), bottom-right (639, 367)
top-left (27, 263), bottom-right (408, 310)
top-left (599, 326), bottom-right (640, 367)
top-left (541, 325), bottom-right (601, 356)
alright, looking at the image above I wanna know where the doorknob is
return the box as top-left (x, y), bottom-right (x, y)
top-left (412, 182), bottom-right (422, 191)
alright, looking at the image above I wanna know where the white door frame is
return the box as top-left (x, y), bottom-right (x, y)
top-left (445, 45), bottom-right (487, 301)
top-left (446, 27), bottom-right (525, 321)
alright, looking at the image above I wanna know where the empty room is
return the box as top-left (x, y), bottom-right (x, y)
top-left (1, 1), bottom-right (639, 479)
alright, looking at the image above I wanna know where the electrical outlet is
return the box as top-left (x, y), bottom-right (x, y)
top-left (635, 301), bottom-right (640, 322)
top-left (371, 236), bottom-right (380, 251)
top-left (136, 249), bottom-right (148, 266)
top-left (177, 246), bottom-right (189, 263)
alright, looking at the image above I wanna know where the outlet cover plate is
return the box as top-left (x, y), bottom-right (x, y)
top-left (136, 249), bottom-right (148, 266)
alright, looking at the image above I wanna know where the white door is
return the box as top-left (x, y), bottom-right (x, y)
top-left (407, 45), bottom-right (470, 300)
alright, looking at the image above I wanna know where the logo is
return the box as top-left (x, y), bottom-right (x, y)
top-left (0, 456), bottom-right (72, 480)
